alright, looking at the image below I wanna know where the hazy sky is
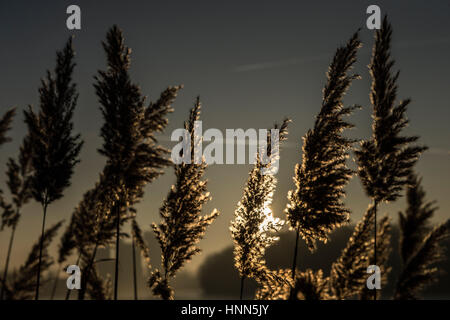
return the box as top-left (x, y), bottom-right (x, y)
top-left (1, 0), bottom-right (449, 273)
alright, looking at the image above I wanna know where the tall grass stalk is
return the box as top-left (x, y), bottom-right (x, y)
top-left (24, 38), bottom-right (82, 299)
top-left (285, 32), bottom-right (361, 298)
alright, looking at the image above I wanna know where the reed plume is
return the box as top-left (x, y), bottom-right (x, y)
top-left (285, 31), bottom-right (361, 296)
top-left (84, 261), bottom-right (113, 300)
top-left (94, 25), bottom-right (180, 299)
top-left (394, 174), bottom-right (450, 299)
top-left (72, 172), bottom-right (120, 300)
top-left (329, 205), bottom-right (375, 299)
top-left (292, 269), bottom-right (330, 300)
top-left (0, 108), bottom-right (15, 147)
top-left (0, 137), bottom-right (33, 300)
top-left (23, 37), bottom-right (83, 299)
top-left (255, 269), bottom-right (292, 300)
top-left (150, 98), bottom-right (219, 300)
top-left (0, 108), bottom-right (15, 233)
top-left (329, 204), bottom-right (391, 300)
top-left (0, 221), bottom-right (62, 300)
top-left (0, 108), bottom-right (16, 292)
top-left (399, 174), bottom-right (435, 263)
top-left (230, 119), bottom-right (289, 299)
top-left (256, 268), bottom-right (330, 300)
top-left (354, 16), bottom-right (426, 299)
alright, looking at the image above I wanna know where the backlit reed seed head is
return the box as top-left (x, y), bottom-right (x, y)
top-left (256, 268), bottom-right (330, 300)
top-left (150, 98), bottom-right (219, 300)
top-left (329, 204), bottom-right (391, 300)
top-left (355, 17), bottom-right (427, 203)
top-left (285, 32), bottom-right (362, 251)
top-left (292, 269), bottom-right (330, 300)
top-left (255, 269), bottom-right (293, 300)
top-left (231, 119), bottom-right (289, 282)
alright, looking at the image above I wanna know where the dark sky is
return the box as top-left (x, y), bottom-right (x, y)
top-left (1, 0), bottom-right (449, 273)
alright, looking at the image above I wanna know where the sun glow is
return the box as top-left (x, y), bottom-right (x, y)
top-left (259, 206), bottom-right (284, 233)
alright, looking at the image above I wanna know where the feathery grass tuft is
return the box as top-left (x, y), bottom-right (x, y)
top-left (292, 269), bottom-right (330, 300)
top-left (399, 174), bottom-right (436, 263)
top-left (0, 221), bottom-right (62, 300)
top-left (255, 269), bottom-right (293, 300)
top-left (1, 137), bottom-right (33, 230)
top-left (24, 37), bottom-right (83, 299)
top-left (0, 108), bottom-right (15, 147)
top-left (285, 31), bottom-right (361, 297)
top-left (256, 269), bottom-right (330, 300)
top-left (395, 174), bottom-right (450, 299)
top-left (71, 172), bottom-right (120, 300)
top-left (94, 25), bottom-right (181, 299)
top-left (0, 137), bottom-right (33, 300)
top-left (355, 17), bottom-right (427, 204)
top-left (24, 38), bottom-right (83, 206)
top-left (330, 205), bottom-right (376, 299)
top-left (329, 205), bottom-right (391, 300)
top-left (230, 119), bottom-right (289, 299)
top-left (150, 98), bottom-right (219, 300)
top-left (354, 16), bottom-right (427, 299)
top-left (85, 264), bottom-right (113, 300)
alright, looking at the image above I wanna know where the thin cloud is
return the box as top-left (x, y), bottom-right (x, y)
top-left (232, 54), bottom-right (330, 73)
top-left (232, 37), bottom-right (450, 73)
